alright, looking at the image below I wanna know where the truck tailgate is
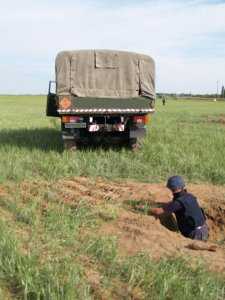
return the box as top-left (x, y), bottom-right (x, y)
top-left (58, 97), bottom-right (155, 114)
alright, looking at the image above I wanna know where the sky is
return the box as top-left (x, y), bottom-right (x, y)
top-left (0, 0), bottom-right (225, 94)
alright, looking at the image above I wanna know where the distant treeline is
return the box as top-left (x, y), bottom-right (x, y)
top-left (157, 93), bottom-right (225, 99)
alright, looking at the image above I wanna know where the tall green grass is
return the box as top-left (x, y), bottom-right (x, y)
top-left (0, 221), bottom-right (92, 300)
top-left (0, 95), bottom-right (225, 184)
top-left (115, 254), bottom-right (225, 300)
top-left (1, 223), bottom-right (224, 300)
top-left (78, 235), bottom-right (225, 300)
top-left (0, 96), bottom-right (225, 298)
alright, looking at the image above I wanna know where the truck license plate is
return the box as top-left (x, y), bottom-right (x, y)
top-left (65, 122), bottom-right (86, 129)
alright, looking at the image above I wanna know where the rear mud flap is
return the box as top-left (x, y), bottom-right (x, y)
top-left (62, 129), bottom-right (80, 141)
top-left (129, 128), bottom-right (146, 139)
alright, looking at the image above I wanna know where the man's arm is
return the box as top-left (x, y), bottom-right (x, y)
top-left (150, 201), bottom-right (182, 216)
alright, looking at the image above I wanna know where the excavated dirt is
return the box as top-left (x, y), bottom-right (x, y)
top-left (1, 178), bottom-right (225, 273)
top-left (205, 114), bottom-right (225, 125)
top-left (53, 177), bottom-right (225, 272)
top-left (0, 185), bottom-right (7, 197)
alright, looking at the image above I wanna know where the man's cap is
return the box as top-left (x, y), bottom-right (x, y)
top-left (166, 176), bottom-right (185, 190)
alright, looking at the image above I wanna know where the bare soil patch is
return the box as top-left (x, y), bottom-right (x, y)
top-left (1, 177), bottom-right (225, 273)
top-left (0, 185), bottom-right (7, 197)
top-left (53, 177), bottom-right (225, 272)
top-left (205, 114), bottom-right (225, 125)
top-left (55, 177), bottom-right (225, 241)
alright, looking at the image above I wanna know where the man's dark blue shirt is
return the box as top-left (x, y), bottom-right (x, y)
top-left (164, 190), bottom-right (205, 237)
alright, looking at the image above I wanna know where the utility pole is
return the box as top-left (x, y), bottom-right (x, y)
top-left (216, 80), bottom-right (219, 99)
top-left (221, 85), bottom-right (225, 98)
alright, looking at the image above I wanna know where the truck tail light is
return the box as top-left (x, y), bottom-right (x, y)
top-left (62, 116), bottom-right (83, 123)
top-left (133, 115), bottom-right (149, 125)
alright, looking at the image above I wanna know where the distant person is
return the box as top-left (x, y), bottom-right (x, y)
top-left (149, 176), bottom-right (208, 241)
top-left (162, 95), bottom-right (166, 105)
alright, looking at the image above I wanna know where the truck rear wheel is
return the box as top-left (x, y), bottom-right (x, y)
top-left (129, 138), bottom-right (141, 151)
top-left (63, 140), bottom-right (77, 151)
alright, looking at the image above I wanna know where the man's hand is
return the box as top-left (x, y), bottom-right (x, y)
top-left (135, 204), bottom-right (149, 212)
top-left (149, 207), bottom-right (165, 216)
top-left (135, 203), bottom-right (165, 217)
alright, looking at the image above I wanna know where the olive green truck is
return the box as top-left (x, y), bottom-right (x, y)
top-left (46, 50), bottom-right (155, 150)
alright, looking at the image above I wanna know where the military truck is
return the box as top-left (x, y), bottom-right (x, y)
top-left (46, 50), bottom-right (155, 150)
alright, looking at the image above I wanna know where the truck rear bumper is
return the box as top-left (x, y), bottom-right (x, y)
top-left (58, 108), bottom-right (155, 114)
top-left (62, 126), bottom-right (146, 141)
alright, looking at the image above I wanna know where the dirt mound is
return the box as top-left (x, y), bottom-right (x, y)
top-left (55, 177), bottom-right (225, 239)
top-left (206, 114), bottom-right (225, 125)
top-left (2, 177), bottom-right (224, 273)
top-left (54, 177), bottom-right (155, 205)
top-left (52, 177), bottom-right (225, 272)
top-left (0, 185), bottom-right (7, 197)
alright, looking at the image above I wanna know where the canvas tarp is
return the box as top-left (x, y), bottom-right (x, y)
top-left (55, 50), bottom-right (155, 99)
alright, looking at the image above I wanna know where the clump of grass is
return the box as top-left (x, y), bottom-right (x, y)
top-left (97, 204), bottom-right (119, 221)
top-left (0, 194), bottom-right (40, 226)
top-left (124, 199), bottom-right (157, 215)
top-left (0, 196), bottom-right (18, 216)
top-left (33, 200), bottom-right (99, 253)
top-left (15, 202), bottom-right (39, 225)
top-left (84, 235), bottom-right (118, 267)
top-left (43, 201), bottom-right (97, 232)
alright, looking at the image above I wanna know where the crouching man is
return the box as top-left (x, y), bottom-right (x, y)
top-left (150, 176), bottom-right (209, 241)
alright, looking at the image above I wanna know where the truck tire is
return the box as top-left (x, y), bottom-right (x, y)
top-left (63, 140), bottom-right (77, 151)
top-left (129, 138), bottom-right (141, 151)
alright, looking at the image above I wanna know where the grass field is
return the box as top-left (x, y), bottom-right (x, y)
top-left (0, 95), bottom-right (225, 299)
top-left (0, 95), bottom-right (225, 184)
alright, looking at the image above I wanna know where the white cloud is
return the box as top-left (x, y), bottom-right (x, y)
top-left (0, 0), bottom-right (225, 93)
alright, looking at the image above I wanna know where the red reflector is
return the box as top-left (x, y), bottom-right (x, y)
top-left (62, 116), bottom-right (70, 123)
top-left (133, 115), bottom-right (149, 124)
top-left (62, 116), bottom-right (82, 123)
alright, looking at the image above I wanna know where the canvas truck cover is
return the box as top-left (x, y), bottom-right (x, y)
top-left (55, 50), bottom-right (155, 99)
